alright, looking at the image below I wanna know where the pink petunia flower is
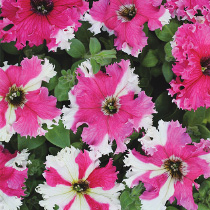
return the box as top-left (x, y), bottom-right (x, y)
top-left (36, 146), bottom-right (124, 210)
top-left (0, 0), bottom-right (89, 51)
top-left (124, 120), bottom-right (210, 210)
top-left (168, 23), bottom-right (210, 110)
top-left (0, 144), bottom-right (30, 210)
top-left (85, 0), bottom-right (170, 57)
top-left (165, 0), bottom-right (210, 24)
top-left (62, 60), bottom-right (155, 154)
top-left (0, 56), bottom-right (61, 142)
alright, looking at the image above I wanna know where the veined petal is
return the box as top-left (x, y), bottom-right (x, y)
top-left (87, 184), bottom-right (124, 210)
top-left (124, 150), bottom-right (162, 188)
top-left (0, 189), bottom-right (22, 210)
top-left (24, 58), bottom-right (56, 92)
top-left (45, 147), bottom-right (80, 183)
top-left (141, 177), bottom-right (175, 210)
top-left (37, 184), bottom-right (76, 210)
top-left (70, 194), bottom-right (90, 210)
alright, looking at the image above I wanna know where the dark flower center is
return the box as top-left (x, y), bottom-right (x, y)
top-left (30, 0), bottom-right (54, 15)
top-left (5, 85), bottom-right (26, 108)
top-left (73, 180), bottom-right (89, 193)
top-left (118, 5), bottom-right (137, 21)
top-left (101, 96), bottom-right (120, 116)
top-left (200, 56), bottom-right (210, 76)
top-left (163, 158), bottom-right (186, 181)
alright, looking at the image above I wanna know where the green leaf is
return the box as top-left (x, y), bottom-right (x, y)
top-left (89, 37), bottom-right (101, 55)
top-left (142, 49), bottom-right (159, 67)
top-left (155, 19), bottom-right (181, 42)
top-left (93, 49), bottom-right (116, 65)
top-left (42, 74), bottom-right (58, 91)
top-left (162, 62), bottom-right (173, 83)
top-left (1, 41), bottom-right (21, 55)
top-left (183, 107), bottom-right (206, 127)
top-left (164, 42), bottom-right (174, 62)
top-left (166, 207), bottom-right (179, 210)
top-left (45, 120), bottom-right (70, 148)
top-left (54, 84), bottom-right (69, 101)
top-left (198, 203), bottom-right (209, 210)
top-left (66, 39), bottom-right (86, 58)
top-left (120, 191), bottom-right (133, 210)
top-left (54, 69), bottom-right (75, 101)
top-left (197, 125), bottom-right (210, 139)
top-left (90, 58), bottom-right (100, 74)
top-left (18, 135), bottom-right (46, 151)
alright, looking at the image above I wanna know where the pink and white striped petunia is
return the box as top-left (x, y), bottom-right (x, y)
top-left (165, 0), bottom-right (210, 24)
top-left (85, 0), bottom-right (170, 57)
top-left (169, 23), bottom-right (210, 110)
top-left (124, 120), bottom-right (210, 210)
top-left (36, 146), bottom-right (124, 210)
top-left (0, 144), bottom-right (30, 210)
top-left (62, 60), bottom-right (155, 154)
top-left (0, 56), bottom-right (61, 142)
top-left (0, 0), bottom-right (89, 51)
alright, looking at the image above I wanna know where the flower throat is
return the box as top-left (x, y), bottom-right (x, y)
top-left (30, 0), bottom-right (54, 15)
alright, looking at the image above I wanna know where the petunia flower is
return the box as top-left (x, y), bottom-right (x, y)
top-left (165, 0), bottom-right (210, 24)
top-left (0, 56), bottom-right (61, 142)
top-left (168, 23), bottom-right (210, 110)
top-left (36, 146), bottom-right (124, 210)
top-left (124, 120), bottom-right (210, 210)
top-left (0, 144), bottom-right (30, 210)
top-left (0, 0), bottom-right (89, 51)
top-left (62, 60), bottom-right (155, 154)
top-left (85, 0), bottom-right (170, 57)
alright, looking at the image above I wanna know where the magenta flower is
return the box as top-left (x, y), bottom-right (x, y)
top-left (0, 56), bottom-right (61, 142)
top-left (169, 23), bottom-right (210, 110)
top-left (124, 120), bottom-right (210, 210)
top-left (0, 144), bottom-right (29, 209)
top-left (85, 0), bottom-right (170, 57)
top-left (62, 60), bottom-right (155, 154)
top-left (165, 0), bottom-right (210, 24)
top-left (0, 0), bottom-right (89, 50)
top-left (36, 146), bottom-right (124, 210)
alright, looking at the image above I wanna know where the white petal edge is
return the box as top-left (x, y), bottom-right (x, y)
top-left (23, 58), bottom-right (56, 92)
top-left (0, 189), bottom-right (22, 210)
top-left (88, 184), bottom-right (124, 210)
top-left (50, 26), bottom-right (75, 52)
top-left (89, 133), bottom-right (113, 156)
top-left (139, 120), bottom-right (169, 155)
top-left (114, 61), bottom-right (141, 98)
top-left (5, 149), bottom-right (31, 171)
top-left (0, 125), bottom-right (14, 142)
top-left (121, 42), bottom-right (141, 57)
top-left (124, 150), bottom-right (162, 188)
top-left (78, 60), bottom-right (94, 77)
top-left (36, 183), bottom-right (76, 210)
top-left (141, 177), bottom-right (175, 210)
top-left (83, 13), bottom-right (103, 35)
top-left (45, 147), bottom-right (80, 183)
top-left (159, 9), bottom-right (171, 26)
top-left (62, 89), bottom-right (79, 130)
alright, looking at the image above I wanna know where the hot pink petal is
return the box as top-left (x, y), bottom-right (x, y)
top-left (25, 87), bottom-right (61, 120)
top-left (84, 194), bottom-right (109, 210)
top-left (0, 67), bottom-right (11, 96)
top-left (0, 100), bottom-right (8, 129)
top-left (13, 105), bottom-right (40, 137)
top-left (44, 167), bottom-right (71, 187)
top-left (75, 150), bottom-right (93, 180)
top-left (87, 159), bottom-right (118, 190)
